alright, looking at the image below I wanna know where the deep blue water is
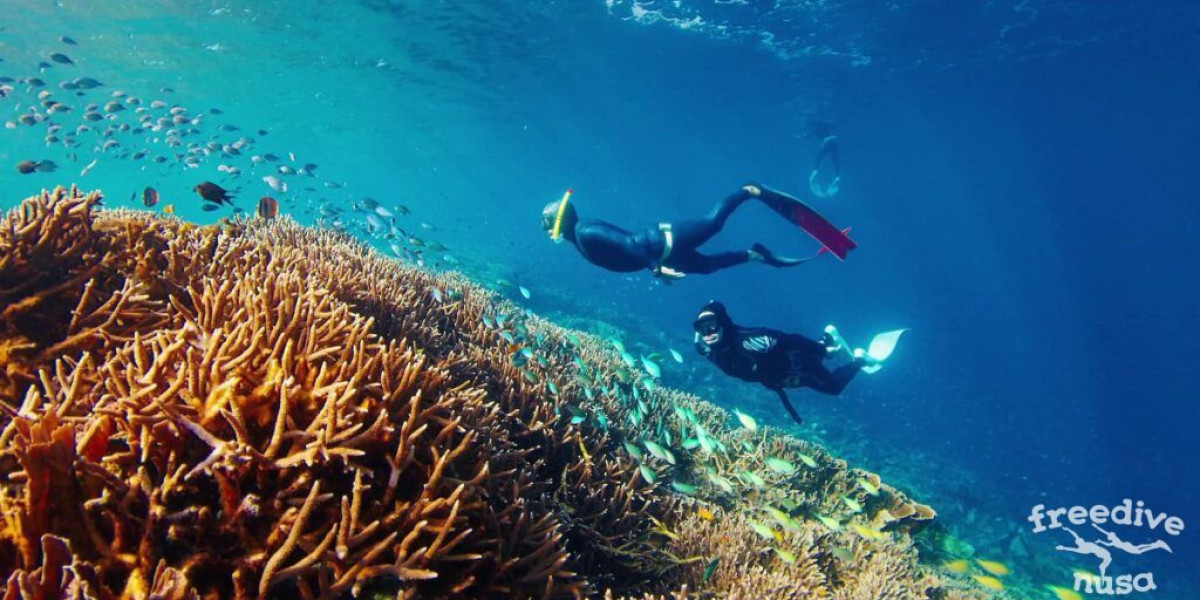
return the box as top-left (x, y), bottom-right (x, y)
top-left (2, 1), bottom-right (1197, 596)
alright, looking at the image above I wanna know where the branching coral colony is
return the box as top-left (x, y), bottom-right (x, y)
top-left (0, 188), bottom-right (1000, 600)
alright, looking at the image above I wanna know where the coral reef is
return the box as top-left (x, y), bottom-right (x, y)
top-left (0, 187), bottom-right (1004, 599)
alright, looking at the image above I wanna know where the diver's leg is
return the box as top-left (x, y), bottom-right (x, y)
top-left (800, 360), bottom-right (863, 396)
top-left (669, 188), bottom-right (756, 249)
top-left (668, 249), bottom-right (750, 275)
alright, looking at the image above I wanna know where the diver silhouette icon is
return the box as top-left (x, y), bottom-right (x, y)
top-left (1092, 524), bottom-right (1173, 555)
top-left (1055, 527), bottom-right (1113, 577)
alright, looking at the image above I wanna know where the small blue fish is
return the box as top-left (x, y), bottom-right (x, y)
top-left (669, 348), bottom-right (683, 363)
top-left (482, 316), bottom-right (495, 329)
top-left (519, 285), bottom-right (531, 299)
top-left (430, 287), bottom-right (444, 302)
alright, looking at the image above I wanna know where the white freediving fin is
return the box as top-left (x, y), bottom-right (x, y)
top-left (825, 176), bottom-right (840, 196)
top-left (808, 170), bottom-right (841, 199)
top-left (854, 328), bottom-right (908, 374)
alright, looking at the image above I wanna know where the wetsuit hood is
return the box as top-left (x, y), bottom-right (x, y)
top-left (694, 300), bottom-right (735, 354)
top-left (694, 300), bottom-right (733, 330)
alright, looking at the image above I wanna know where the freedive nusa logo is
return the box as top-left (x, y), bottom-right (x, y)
top-left (1028, 500), bottom-right (1185, 595)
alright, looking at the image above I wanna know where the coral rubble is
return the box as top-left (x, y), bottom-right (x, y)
top-left (0, 187), bottom-right (1001, 599)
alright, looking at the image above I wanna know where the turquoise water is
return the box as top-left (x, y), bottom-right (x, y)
top-left (3, 1), bottom-right (1197, 597)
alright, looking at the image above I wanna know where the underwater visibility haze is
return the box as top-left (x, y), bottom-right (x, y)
top-left (0, 0), bottom-right (1197, 598)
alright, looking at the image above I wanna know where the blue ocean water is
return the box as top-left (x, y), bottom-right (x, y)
top-left (2, 1), bottom-right (1197, 596)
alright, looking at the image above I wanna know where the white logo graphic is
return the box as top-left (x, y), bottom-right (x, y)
top-left (742, 335), bottom-right (776, 352)
top-left (1028, 500), bottom-right (1185, 595)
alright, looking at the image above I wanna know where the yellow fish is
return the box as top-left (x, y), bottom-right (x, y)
top-left (852, 524), bottom-right (886, 541)
top-left (975, 559), bottom-right (1010, 576)
top-left (163, 204), bottom-right (175, 214)
top-left (698, 507), bottom-right (715, 521)
top-left (773, 547), bottom-right (797, 564)
top-left (841, 495), bottom-right (863, 513)
top-left (748, 520), bottom-right (775, 541)
top-left (857, 478), bottom-right (881, 496)
top-left (816, 515), bottom-right (842, 532)
top-left (1046, 585), bottom-right (1084, 600)
top-left (973, 575), bottom-right (1005, 591)
top-left (764, 507), bottom-right (801, 532)
top-left (943, 559), bottom-right (970, 573)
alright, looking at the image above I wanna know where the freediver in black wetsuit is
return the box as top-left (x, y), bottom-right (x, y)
top-left (540, 184), bottom-right (815, 281)
top-left (691, 301), bottom-right (868, 425)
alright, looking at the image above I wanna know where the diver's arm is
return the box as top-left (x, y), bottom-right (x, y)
top-left (770, 386), bottom-right (804, 425)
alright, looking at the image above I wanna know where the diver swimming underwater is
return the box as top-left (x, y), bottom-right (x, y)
top-left (692, 301), bottom-right (907, 425)
top-left (540, 183), bottom-right (856, 282)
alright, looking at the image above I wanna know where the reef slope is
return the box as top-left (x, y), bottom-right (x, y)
top-left (0, 188), bottom-right (994, 599)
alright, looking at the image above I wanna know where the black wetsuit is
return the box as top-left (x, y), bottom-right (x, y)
top-left (695, 302), bottom-right (863, 424)
top-left (700, 326), bottom-right (860, 393)
top-left (568, 187), bottom-right (798, 275)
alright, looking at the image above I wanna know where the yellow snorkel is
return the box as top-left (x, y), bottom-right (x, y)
top-left (550, 188), bottom-right (573, 243)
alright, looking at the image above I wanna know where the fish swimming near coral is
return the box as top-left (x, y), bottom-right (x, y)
top-left (142, 186), bottom-right (159, 207)
top-left (670, 480), bottom-right (697, 495)
top-left (1046, 585), bottom-right (1084, 600)
top-left (257, 196), bottom-right (279, 219)
top-left (972, 575), bottom-right (1005, 591)
top-left (16, 159), bottom-right (57, 174)
top-left (943, 559), bottom-right (969, 573)
top-left (975, 559), bottom-right (1010, 576)
top-left (733, 409), bottom-right (758, 431)
top-left (194, 181), bottom-right (234, 205)
top-left (765, 457), bottom-right (795, 474)
top-left (639, 464), bottom-right (657, 484)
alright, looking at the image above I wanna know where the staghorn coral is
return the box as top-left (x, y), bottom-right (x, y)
top-left (0, 187), bottom-right (1004, 599)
